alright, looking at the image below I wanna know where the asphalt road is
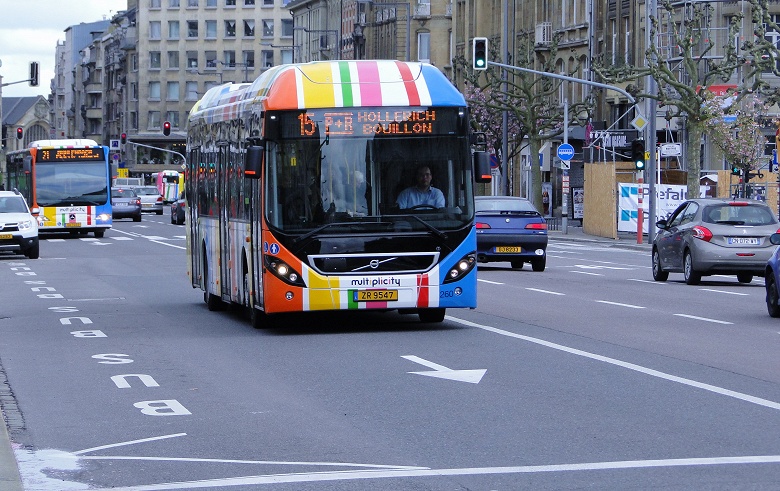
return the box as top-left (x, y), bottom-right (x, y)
top-left (1, 219), bottom-right (779, 490)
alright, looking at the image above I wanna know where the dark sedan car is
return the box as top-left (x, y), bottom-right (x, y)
top-left (475, 196), bottom-right (547, 271)
top-left (171, 191), bottom-right (186, 225)
top-left (111, 187), bottom-right (142, 222)
top-left (653, 198), bottom-right (780, 285)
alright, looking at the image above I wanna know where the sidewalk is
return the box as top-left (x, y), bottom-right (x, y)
top-left (548, 224), bottom-right (653, 251)
top-left (0, 417), bottom-right (22, 491)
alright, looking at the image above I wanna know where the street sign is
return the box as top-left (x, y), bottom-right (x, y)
top-left (110, 139), bottom-right (120, 149)
top-left (659, 143), bottom-right (682, 157)
top-left (631, 113), bottom-right (648, 131)
top-left (557, 143), bottom-right (575, 161)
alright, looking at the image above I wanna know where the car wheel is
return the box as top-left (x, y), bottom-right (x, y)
top-left (157, 210), bottom-right (163, 215)
top-left (510, 260), bottom-right (524, 269)
top-left (652, 248), bottom-right (668, 282)
top-left (418, 308), bottom-right (445, 323)
top-left (171, 210), bottom-right (176, 224)
top-left (737, 273), bottom-right (753, 284)
top-left (684, 250), bottom-right (701, 285)
top-left (767, 274), bottom-right (780, 318)
top-left (94, 229), bottom-right (105, 238)
top-left (26, 242), bottom-right (40, 259)
top-left (133, 213), bottom-right (142, 222)
top-left (531, 256), bottom-right (546, 272)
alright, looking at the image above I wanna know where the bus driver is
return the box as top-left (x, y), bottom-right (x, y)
top-left (396, 165), bottom-right (445, 209)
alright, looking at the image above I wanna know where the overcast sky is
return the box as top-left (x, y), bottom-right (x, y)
top-left (0, 0), bottom-right (127, 98)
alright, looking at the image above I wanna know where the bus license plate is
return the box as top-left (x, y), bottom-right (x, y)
top-left (495, 246), bottom-right (522, 253)
top-left (353, 290), bottom-right (398, 302)
top-left (0, 233), bottom-right (12, 240)
top-left (65, 222), bottom-right (82, 228)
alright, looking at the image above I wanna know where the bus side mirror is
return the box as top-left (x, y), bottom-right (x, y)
top-left (23, 156), bottom-right (33, 174)
top-left (474, 151), bottom-right (492, 183)
top-left (245, 144), bottom-right (264, 179)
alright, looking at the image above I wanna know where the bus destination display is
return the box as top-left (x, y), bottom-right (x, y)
top-left (279, 108), bottom-right (460, 138)
top-left (37, 148), bottom-right (105, 162)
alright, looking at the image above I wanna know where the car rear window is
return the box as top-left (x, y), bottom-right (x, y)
top-left (135, 187), bottom-right (159, 195)
top-left (703, 203), bottom-right (777, 226)
top-left (112, 189), bottom-right (137, 198)
top-left (476, 199), bottom-right (538, 213)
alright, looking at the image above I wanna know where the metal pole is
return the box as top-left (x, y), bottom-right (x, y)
top-left (562, 98), bottom-right (568, 234)
top-left (646, 0), bottom-right (658, 244)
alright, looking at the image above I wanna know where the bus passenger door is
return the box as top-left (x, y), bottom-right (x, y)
top-left (218, 143), bottom-right (231, 299)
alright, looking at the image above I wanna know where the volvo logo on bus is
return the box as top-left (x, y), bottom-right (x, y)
top-left (370, 259), bottom-right (380, 269)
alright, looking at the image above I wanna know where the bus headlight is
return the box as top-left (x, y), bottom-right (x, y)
top-left (443, 252), bottom-right (476, 284)
top-left (264, 255), bottom-right (306, 287)
top-left (97, 213), bottom-right (111, 222)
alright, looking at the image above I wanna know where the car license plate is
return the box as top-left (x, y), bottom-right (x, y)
top-left (495, 246), bottom-right (522, 253)
top-left (0, 233), bottom-right (12, 240)
top-left (142, 203), bottom-right (153, 207)
top-left (727, 237), bottom-right (760, 245)
top-left (353, 289), bottom-right (398, 302)
top-left (65, 222), bottom-right (82, 228)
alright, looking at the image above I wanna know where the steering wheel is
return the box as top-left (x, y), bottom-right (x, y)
top-left (409, 204), bottom-right (437, 211)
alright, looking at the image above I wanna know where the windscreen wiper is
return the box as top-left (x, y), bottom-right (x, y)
top-left (383, 214), bottom-right (448, 240)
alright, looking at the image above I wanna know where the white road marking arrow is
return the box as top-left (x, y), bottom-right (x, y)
top-left (401, 355), bottom-right (486, 384)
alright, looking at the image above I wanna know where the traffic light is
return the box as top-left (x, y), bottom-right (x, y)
top-left (473, 37), bottom-right (488, 71)
top-left (120, 133), bottom-right (127, 144)
top-left (16, 127), bottom-right (23, 140)
top-left (29, 61), bottom-right (39, 87)
top-left (631, 139), bottom-right (645, 171)
top-left (731, 163), bottom-right (741, 175)
top-left (162, 121), bottom-right (171, 136)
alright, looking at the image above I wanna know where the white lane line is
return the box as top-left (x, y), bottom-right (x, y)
top-left (75, 433), bottom-right (187, 455)
top-left (699, 289), bottom-right (750, 296)
top-left (596, 300), bottom-right (645, 309)
top-left (447, 316), bottom-right (780, 411)
top-left (150, 239), bottom-right (186, 250)
top-left (525, 288), bottom-right (565, 296)
top-left (45, 239), bottom-right (65, 242)
top-left (89, 455), bottom-right (780, 490)
top-left (571, 271), bottom-right (602, 276)
top-left (673, 314), bottom-right (733, 325)
top-left (111, 237), bottom-right (134, 241)
top-left (78, 455), bottom-right (425, 470)
top-left (628, 279), bottom-right (668, 284)
top-left (478, 279), bottom-right (504, 285)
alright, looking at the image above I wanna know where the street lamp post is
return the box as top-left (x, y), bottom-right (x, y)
top-left (209, 60), bottom-right (252, 83)
top-left (188, 68), bottom-right (222, 84)
top-left (294, 26), bottom-right (340, 61)
top-left (260, 42), bottom-right (302, 64)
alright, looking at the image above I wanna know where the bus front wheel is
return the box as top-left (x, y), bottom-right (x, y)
top-left (418, 308), bottom-right (445, 323)
top-left (95, 229), bottom-right (105, 238)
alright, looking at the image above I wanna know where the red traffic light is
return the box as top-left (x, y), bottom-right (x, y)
top-left (162, 121), bottom-right (171, 136)
top-left (16, 127), bottom-right (23, 140)
top-left (120, 133), bottom-right (127, 144)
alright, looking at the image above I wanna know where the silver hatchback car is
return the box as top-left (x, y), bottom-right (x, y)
top-left (652, 198), bottom-right (780, 285)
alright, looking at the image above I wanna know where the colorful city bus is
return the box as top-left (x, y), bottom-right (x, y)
top-left (5, 139), bottom-right (112, 237)
top-left (186, 60), bottom-right (491, 327)
top-left (156, 170), bottom-right (181, 203)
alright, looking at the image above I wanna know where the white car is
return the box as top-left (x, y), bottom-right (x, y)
top-left (0, 190), bottom-right (39, 259)
top-left (130, 185), bottom-right (165, 215)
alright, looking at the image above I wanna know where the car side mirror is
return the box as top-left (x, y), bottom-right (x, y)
top-left (656, 219), bottom-right (668, 230)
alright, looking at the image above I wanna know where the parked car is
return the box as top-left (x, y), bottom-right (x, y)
top-left (0, 190), bottom-right (39, 259)
top-left (111, 187), bottom-right (142, 222)
top-left (652, 198), bottom-right (780, 285)
top-left (130, 185), bottom-right (164, 215)
top-left (171, 191), bottom-right (186, 225)
top-left (474, 196), bottom-right (547, 271)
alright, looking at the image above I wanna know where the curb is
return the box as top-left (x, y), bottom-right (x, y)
top-left (0, 415), bottom-right (22, 491)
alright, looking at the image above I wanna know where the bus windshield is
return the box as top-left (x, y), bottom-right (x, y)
top-left (35, 161), bottom-right (110, 206)
top-left (264, 108), bottom-right (473, 235)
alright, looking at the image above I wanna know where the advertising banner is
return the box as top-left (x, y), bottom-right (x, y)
top-left (617, 183), bottom-right (709, 233)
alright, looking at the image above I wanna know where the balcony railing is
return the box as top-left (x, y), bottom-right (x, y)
top-left (535, 22), bottom-right (552, 45)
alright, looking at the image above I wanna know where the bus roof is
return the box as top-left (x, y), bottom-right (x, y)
top-left (189, 60), bottom-right (466, 125)
top-left (28, 139), bottom-right (99, 148)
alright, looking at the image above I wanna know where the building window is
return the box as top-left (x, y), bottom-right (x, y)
top-left (244, 0), bottom-right (255, 5)
top-left (206, 0), bottom-right (217, 6)
top-left (417, 32), bottom-right (430, 63)
top-left (261, 50), bottom-right (273, 68)
top-left (168, 21), bottom-right (180, 39)
top-left (131, 54), bottom-right (138, 71)
top-left (187, 20), bottom-right (198, 38)
top-left (150, 51), bottom-right (162, 69)
top-left (187, 51), bottom-right (198, 68)
top-left (149, 21), bottom-right (161, 40)
top-left (150, 0), bottom-right (161, 8)
top-left (149, 81), bottom-right (161, 100)
top-left (169, 0), bottom-right (180, 7)
top-left (167, 82), bottom-right (180, 101)
top-left (205, 20), bottom-right (217, 38)
top-left (244, 19), bottom-right (255, 37)
top-left (186, 81), bottom-right (199, 100)
top-left (205, 51), bottom-right (217, 67)
top-left (281, 49), bottom-right (294, 64)
top-left (262, 19), bottom-right (274, 37)
top-left (166, 111), bottom-right (180, 128)
top-left (224, 50), bottom-right (236, 66)
top-left (263, 0), bottom-right (273, 6)
top-left (281, 19), bottom-right (293, 37)
top-left (130, 82), bottom-right (138, 100)
top-left (130, 111), bottom-right (138, 130)
top-left (225, 20), bottom-right (236, 37)
top-left (225, 0), bottom-right (235, 5)
top-left (243, 50), bottom-right (255, 68)
top-left (168, 51), bottom-right (180, 68)
top-left (188, 0), bottom-right (199, 6)
top-left (148, 111), bottom-right (161, 129)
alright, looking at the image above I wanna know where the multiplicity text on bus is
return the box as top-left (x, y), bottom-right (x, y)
top-left (5, 139), bottom-right (112, 238)
top-left (186, 60), bottom-right (491, 327)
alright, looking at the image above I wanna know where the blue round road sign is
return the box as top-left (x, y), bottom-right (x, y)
top-left (557, 143), bottom-right (575, 161)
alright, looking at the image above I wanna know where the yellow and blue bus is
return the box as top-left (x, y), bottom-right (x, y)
top-left (5, 139), bottom-right (112, 238)
top-left (186, 60), bottom-right (491, 327)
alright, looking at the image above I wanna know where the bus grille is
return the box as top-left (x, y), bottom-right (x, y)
top-left (309, 253), bottom-right (440, 275)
